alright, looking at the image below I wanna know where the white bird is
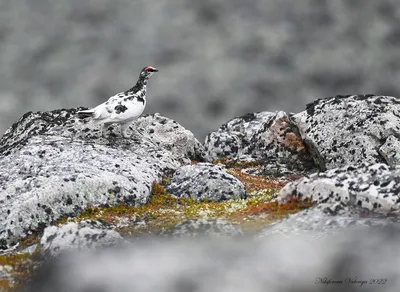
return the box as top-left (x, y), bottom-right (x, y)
top-left (77, 66), bottom-right (159, 138)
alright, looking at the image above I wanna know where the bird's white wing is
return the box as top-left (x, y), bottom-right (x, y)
top-left (91, 93), bottom-right (124, 121)
top-left (108, 93), bottom-right (146, 122)
top-left (91, 91), bottom-right (146, 123)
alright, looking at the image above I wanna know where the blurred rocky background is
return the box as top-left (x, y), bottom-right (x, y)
top-left (1, 0), bottom-right (400, 139)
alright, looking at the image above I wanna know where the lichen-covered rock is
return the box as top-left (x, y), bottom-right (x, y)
top-left (258, 206), bottom-right (399, 239)
top-left (133, 113), bottom-right (206, 163)
top-left (204, 111), bottom-right (315, 175)
top-left (0, 108), bottom-right (203, 249)
top-left (292, 94), bottom-right (400, 169)
top-left (166, 163), bottom-right (247, 202)
top-left (279, 163), bottom-right (400, 215)
top-left (160, 219), bottom-right (243, 238)
top-left (40, 220), bottom-right (126, 258)
top-left (379, 135), bottom-right (400, 166)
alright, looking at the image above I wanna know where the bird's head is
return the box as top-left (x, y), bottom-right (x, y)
top-left (140, 66), bottom-right (159, 80)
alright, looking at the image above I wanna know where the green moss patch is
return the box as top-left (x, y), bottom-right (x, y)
top-left (54, 174), bottom-right (309, 237)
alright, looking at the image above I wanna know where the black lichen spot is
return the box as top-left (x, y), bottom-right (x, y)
top-left (66, 197), bottom-right (73, 205)
top-left (159, 119), bottom-right (167, 125)
top-left (114, 105), bottom-right (128, 114)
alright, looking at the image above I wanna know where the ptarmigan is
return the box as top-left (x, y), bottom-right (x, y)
top-left (77, 66), bottom-right (158, 138)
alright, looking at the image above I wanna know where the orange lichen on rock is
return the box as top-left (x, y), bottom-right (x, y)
top-left (238, 197), bottom-right (312, 217)
top-left (229, 196), bottom-right (313, 232)
top-left (283, 131), bottom-right (306, 151)
top-left (0, 253), bottom-right (34, 291)
top-left (227, 168), bottom-right (285, 193)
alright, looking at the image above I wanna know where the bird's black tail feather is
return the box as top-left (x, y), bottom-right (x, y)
top-left (77, 110), bottom-right (95, 119)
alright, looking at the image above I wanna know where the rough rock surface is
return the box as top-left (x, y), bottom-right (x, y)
top-left (28, 226), bottom-right (400, 292)
top-left (379, 135), bottom-right (400, 166)
top-left (160, 219), bottom-right (243, 238)
top-left (166, 163), bottom-right (247, 202)
top-left (0, 108), bottom-right (203, 249)
top-left (134, 113), bottom-right (206, 163)
top-left (258, 206), bottom-right (400, 239)
top-left (279, 163), bottom-right (400, 215)
top-left (204, 111), bottom-right (315, 175)
top-left (292, 94), bottom-right (400, 169)
top-left (40, 220), bottom-right (126, 258)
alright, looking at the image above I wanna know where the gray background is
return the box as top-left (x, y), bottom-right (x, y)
top-left (1, 0), bottom-right (400, 139)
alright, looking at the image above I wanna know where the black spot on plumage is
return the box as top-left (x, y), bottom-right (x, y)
top-left (114, 105), bottom-right (128, 114)
top-left (137, 96), bottom-right (145, 104)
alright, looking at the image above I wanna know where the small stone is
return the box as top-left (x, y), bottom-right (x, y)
top-left (166, 163), bottom-right (247, 202)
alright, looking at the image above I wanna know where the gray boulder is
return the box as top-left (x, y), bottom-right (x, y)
top-left (0, 108), bottom-right (203, 249)
top-left (204, 111), bottom-right (315, 175)
top-left (134, 113), bottom-right (206, 163)
top-left (40, 220), bottom-right (126, 258)
top-left (166, 163), bottom-right (247, 202)
top-left (379, 135), bottom-right (400, 166)
top-left (160, 219), bottom-right (243, 238)
top-left (279, 163), bottom-right (400, 216)
top-left (292, 94), bottom-right (400, 169)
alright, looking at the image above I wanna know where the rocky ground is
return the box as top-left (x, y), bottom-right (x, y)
top-left (0, 94), bottom-right (400, 291)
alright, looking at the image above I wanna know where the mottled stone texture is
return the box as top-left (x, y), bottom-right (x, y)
top-left (166, 163), bottom-right (247, 202)
top-left (293, 94), bottom-right (400, 169)
top-left (279, 163), bottom-right (400, 216)
top-left (204, 111), bottom-right (315, 175)
top-left (0, 108), bottom-right (203, 249)
top-left (40, 220), bottom-right (126, 258)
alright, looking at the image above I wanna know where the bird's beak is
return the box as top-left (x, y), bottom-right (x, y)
top-left (152, 68), bottom-right (159, 72)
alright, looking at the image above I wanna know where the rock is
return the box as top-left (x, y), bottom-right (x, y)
top-left (0, 108), bottom-right (203, 249)
top-left (0, 265), bottom-right (12, 280)
top-left (279, 163), bottom-right (400, 216)
top-left (160, 219), bottom-right (243, 238)
top-left (258, 206), bottom-right (399, 239)
top-left (166, 163), bottom-right (247, 202)
top-left (204, 111), bottom-right (315, 175)
top-left (379, 135), bottom-right (400, 166)
top-left (134, 113), bottom-right (206, 163)
top-left (40, 220), bottom-right (126, 258)
top-left (292, 94), bottom-right (400, 169)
